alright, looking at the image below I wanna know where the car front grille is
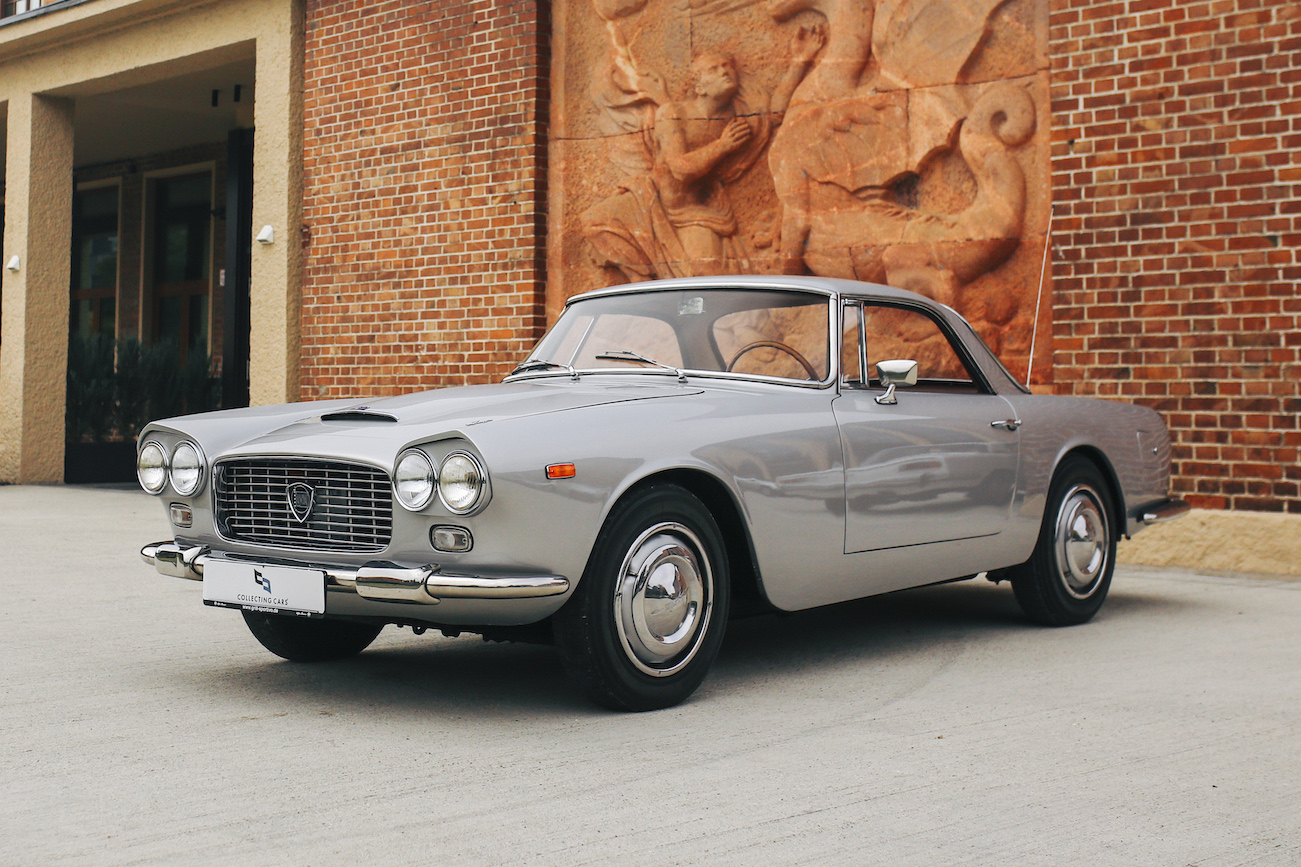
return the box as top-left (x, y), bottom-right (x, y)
top-left (214, 458), bottom-right (392, 553)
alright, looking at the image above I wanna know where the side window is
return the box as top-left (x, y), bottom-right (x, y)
top-left (861, 304), bottom-right (978, 392)
top-left (841, 302), bottom-right (864, 386)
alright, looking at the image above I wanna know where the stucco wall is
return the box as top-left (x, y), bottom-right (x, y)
top-left (0, 0), bottom-right (305, 482)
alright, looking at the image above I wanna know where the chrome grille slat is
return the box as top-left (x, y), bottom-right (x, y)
top-left (215, 458), bottom-right (392, 553)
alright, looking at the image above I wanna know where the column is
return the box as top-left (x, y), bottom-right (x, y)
top-left (248, 1), bottom-right (306, 406)
top-left (0, 93), bottom-right (74, 483)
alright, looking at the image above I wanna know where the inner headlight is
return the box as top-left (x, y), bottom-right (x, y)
top-left (170, 442), bottom-right (205, 496)
top-left (439, 452), bottom-right (486, 514)
top-left (394, 449), bottom-right (436, 511)
top-left (137, 441), bottom-right (168, 494)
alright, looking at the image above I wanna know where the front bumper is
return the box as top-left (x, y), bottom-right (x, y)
top-left (141, 541), bottom-right (570, 606)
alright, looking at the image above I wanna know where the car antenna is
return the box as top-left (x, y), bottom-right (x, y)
top-left (1025, 203), bottom-right (1054, 389)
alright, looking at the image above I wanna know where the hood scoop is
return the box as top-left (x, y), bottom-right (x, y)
top-left (320, 408), bottom-right (398, 423)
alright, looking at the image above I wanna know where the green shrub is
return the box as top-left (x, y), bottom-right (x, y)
top-left (66, 333), bottom-right (118, 443)
top-left (66, 334), bottom-right (221, 443)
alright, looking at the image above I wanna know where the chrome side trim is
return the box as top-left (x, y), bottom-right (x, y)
top-left (422, 573), bottom-right (571, 600)
top-left (1137, 498), bottom-right (1191, 525)
top-left (141, 541), bottom-right (570, 605)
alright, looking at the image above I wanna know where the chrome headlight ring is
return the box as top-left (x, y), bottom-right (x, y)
top-left (438, 450), bottom-right (488, 515)
top-left (169, 441), bottom-right (207, 496)
top-left (394, 448), bottom-right (437, 512)
top-left (137, 440), bottom-right (169, 495)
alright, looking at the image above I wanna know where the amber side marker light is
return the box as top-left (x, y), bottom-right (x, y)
top-left (546, 463), bottom-right (577, 480)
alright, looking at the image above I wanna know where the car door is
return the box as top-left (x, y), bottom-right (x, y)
top-left (833, 300), bottom-right (1021, 555)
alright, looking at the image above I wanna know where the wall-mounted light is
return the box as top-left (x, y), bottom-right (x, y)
top-left (5, 256), bottom-right (19, 273)
top-left (256, 225), bottom-right (275, 245)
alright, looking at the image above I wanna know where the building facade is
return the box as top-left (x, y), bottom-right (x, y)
top-left (1, 0), bottom-right (1298, 530)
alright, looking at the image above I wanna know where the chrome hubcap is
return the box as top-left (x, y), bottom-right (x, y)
top-left (614, 522), bottom-right (713, 677)
top-left (1054, 484), bottom-right (1110, 599)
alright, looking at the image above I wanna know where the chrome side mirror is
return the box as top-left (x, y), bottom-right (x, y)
top-left (874, 359), bottom-right (918, 405)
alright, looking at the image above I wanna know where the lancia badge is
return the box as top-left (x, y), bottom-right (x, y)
top-left (287, 482), bottom-right (315, 523)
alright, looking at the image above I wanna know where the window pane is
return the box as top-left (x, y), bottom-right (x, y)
top-left (528, 288), bottom-right (830, 382)
top-left (72, 299), bottom-right (93, 340)
top-left (158, 295), bottom-right (183, 347)
top-left (99, 298), bottom-right (117, 340)
top-left (841, 303), bottom-right (862, 385)
top-left (80, 187), bottom-right (119, 221)
top-left (862, 305), bottom-right (972, 384)
top-left (162, 223), bottom-right (193, 282)
top-left (713, 303), bottom-right (828, 380)
top-left (570, 314), bottom-right (682, 368)
top-left (78, 234), bottom-right (118, 291)
top-left (155, 173), bottom-right (211, 282)
top-left (166, 174), bottom-right (212, 208)
top-left (72, 187), bottom-right (119, 296)
top-left (188, 293), bottom-right (208, 355)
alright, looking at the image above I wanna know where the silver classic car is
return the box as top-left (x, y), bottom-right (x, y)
top-left (139, 276), bottom-right (1188, 710)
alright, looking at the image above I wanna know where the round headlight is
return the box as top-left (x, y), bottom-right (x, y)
top-left (170, 442), bottom-right (205, 496)
top-left (137, 441), bottom-right (168, 494)
top-left (394, 450), bottom-right (436, 511)
top-left (439, 452), bottom-right (486, 514)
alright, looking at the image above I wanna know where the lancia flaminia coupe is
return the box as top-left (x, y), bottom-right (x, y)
top-left (139, 276), bottom-right (1188, 710)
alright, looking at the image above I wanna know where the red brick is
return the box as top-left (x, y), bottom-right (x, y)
top-left (1050, 0), bottom-right (1299, 511)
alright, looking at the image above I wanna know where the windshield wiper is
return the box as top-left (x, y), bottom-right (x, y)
top-left (595, 350), bottom-right (687, 382)
top-left (510, 358), bottom-right (578, 380)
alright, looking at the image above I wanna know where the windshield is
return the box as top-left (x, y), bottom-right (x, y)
top-left (520, 288), bottom-right (832, 383)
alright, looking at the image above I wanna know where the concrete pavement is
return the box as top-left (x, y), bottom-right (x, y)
top-left (2, 484), bottom-right (1298, 866)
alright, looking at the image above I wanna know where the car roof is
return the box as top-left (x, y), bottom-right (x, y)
top-left (566, 275), bottom-right (945, 309)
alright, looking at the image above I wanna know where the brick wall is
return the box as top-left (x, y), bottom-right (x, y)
top-left (300, 0), bottom-right (548, 398)
top-left (1049, 0), bottom-right (1300, 512)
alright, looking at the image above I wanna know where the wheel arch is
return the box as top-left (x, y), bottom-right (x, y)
top-left (1057, 445), bottom-right (1127, 538)
top-left (607, 468), bottom-right (770, 619)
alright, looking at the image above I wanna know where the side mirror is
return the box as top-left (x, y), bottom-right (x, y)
top-left (874, 359), bottom-right (918, 405)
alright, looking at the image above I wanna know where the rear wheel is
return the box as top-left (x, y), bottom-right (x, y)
top-left (1010, 456), bottom-right (1116, 626)
top-left (554, 484), bottom-right (730, 711)
top-left (242, 611), bottom-right (383, 662)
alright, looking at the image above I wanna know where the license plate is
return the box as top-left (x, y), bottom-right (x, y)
top-left (202, 560), bottom-right (326, 617)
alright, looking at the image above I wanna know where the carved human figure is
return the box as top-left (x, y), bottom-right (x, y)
top-left (583, 26), bottom-right (825, 283)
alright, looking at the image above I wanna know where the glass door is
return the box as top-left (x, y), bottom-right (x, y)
top-left (70, 186), bottom-right (120, 340)
top-left (152, 172), bottom-right (212, 363)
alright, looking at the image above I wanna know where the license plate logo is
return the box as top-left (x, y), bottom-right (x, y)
top-left (203, 560), bottom-right (326, 616)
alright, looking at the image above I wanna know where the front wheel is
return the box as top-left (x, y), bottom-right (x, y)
top-left (554, 484), bottom-right (730, 711)
top-left (242, 611), bottom-right (383, 662)
top-left (1009, 456), bottom-right (1117, 626)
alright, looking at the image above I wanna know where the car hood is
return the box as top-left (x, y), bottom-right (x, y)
top-left (146, 379), bottom-right (701, 465)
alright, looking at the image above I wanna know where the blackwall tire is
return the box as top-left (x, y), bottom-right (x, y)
top-left (242, 611), bottom-right (384, 662)
top-left (1010, 456), bottom-right (1117, 627)
top-left (554, 484), bottom-right (730, 711)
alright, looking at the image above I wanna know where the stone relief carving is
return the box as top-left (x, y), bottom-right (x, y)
top-left (555, 0), bottom-right (1049, 378)
top-left (767, 0), bottom-right (1035, 309)
top-left (582, 3), bottom-right (826, 281)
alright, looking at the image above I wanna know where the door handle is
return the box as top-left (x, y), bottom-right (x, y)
top-left (991, 418), bottom-right (1022, 431)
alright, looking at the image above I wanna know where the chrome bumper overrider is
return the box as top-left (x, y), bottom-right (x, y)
top-left (1137, 497), bottom-right (1191, 525)
top-left (141, 541), bottom-right (569, 605)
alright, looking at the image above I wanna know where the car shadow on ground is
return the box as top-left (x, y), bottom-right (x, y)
top-left (710, 578), bottom-right (1194, 687)
top-left (194, 577), bottom-right (1198, 719)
